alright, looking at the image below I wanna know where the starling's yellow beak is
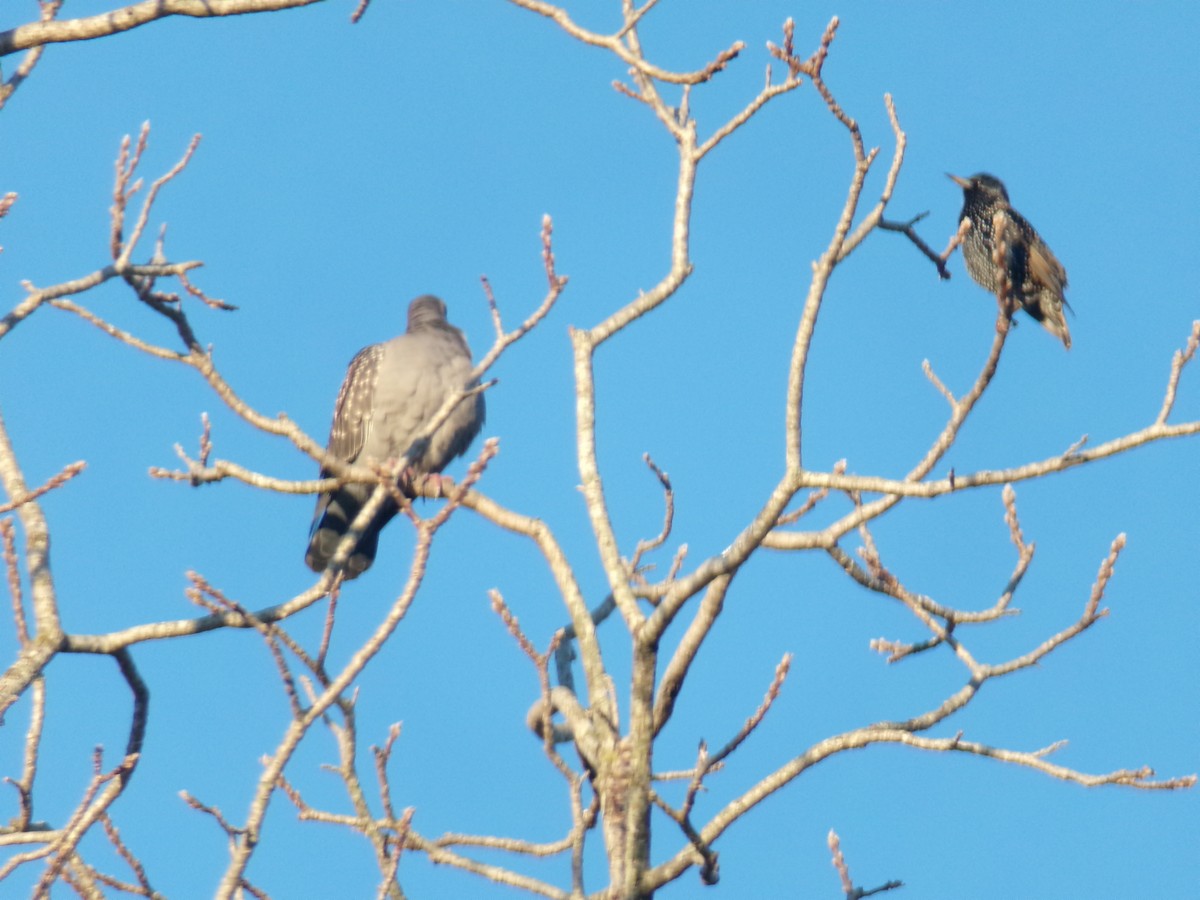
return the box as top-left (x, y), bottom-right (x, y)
top-left (947, 173), bottom-right (971, 189)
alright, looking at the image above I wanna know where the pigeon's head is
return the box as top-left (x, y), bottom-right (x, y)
top-left (407, 295), bottom-right (449, 331)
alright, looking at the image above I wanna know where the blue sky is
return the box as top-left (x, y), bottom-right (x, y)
top-left (0, 1), bottom-right (1197, 897)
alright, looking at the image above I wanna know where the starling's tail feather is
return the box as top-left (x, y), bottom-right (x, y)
top-left (1050, 317), bottom-right (1072, 350)
top-left (1022, 293), bottom-right (1072, 350)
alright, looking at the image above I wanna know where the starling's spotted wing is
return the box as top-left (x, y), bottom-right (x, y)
top-left (1023, 225), bottom-right (1067, 297)
top-left (1005, 208), bottom-right (1072, 349)
top-left (305, 296), bottom-right (485, 578)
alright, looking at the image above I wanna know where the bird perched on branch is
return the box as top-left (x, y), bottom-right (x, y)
top-left (305, 295), bottom-right (485, 578)
top-left (949, 172), bottom-right (1072, 349)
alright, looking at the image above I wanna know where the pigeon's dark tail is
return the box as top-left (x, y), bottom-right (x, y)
top-left (305, 485), bottom-right (399, 579)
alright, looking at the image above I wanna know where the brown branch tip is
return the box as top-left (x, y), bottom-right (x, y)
top-left (541, 214), bottom-right (562, 289)
top-left (489, 589), bottom-right (541, 664)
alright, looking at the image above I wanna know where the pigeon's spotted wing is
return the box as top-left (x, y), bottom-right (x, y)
top-left (326, 343), bottom-right (385, 467)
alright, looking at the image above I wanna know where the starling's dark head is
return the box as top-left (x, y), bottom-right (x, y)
top-left (948, 172), bottom-right (1010, 205)
top-left (407, 294), bottom-right (449, 331)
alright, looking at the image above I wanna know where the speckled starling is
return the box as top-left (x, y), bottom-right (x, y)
top-left (949, 173), bottom-right (1072, 349)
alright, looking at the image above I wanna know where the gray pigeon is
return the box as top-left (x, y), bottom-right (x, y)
top-left (305, 295), bottom-right (485, 578)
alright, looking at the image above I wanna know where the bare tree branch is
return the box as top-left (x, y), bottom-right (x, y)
top-left (0, 0), bottom-right (326, 57)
